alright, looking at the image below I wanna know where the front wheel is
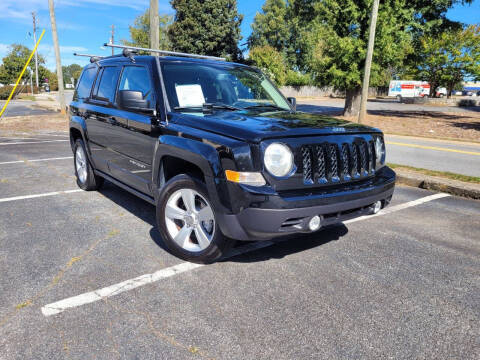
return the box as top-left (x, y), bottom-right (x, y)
top-left (156, 175), bottom-right (234, 263)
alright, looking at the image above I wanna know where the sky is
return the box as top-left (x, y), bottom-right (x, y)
top-left (0, 0), bottom-right (478, 71)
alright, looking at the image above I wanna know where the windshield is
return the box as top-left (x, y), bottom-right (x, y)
top-left (160, 62), bottom-right (291, 111)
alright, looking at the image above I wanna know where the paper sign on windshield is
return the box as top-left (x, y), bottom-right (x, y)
top-left (175, 84), bottom-right (205, 107)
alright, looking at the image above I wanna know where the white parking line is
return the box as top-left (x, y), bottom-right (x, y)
top-left (0, 140), bottom-right (69, 146)
top-left (0, 156), bottom-right (73, 165)
top-left (41, 192), bottom-right (450, 317)
top-left (0, 189), bottom-right (82, 204)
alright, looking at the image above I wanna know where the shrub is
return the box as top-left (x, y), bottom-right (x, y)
top-left (0, 86), bottom-right (21, 100)
top-left (285, 70), bottom-right (312, 87)
top-left (249, 45), bottom-right (287, 86)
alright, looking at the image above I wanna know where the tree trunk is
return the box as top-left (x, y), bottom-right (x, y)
top-left (344, 87), bottom-right (362, 118)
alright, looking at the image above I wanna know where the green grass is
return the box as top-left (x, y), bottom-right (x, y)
top-left (388, 163), bottom-right (480, 184)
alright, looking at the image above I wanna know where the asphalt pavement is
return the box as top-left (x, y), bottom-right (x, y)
top-left (385, 135), bottom-right (480, 177)
top-left (297, 98), bottom-right (480, 115)
top-left (0, 136), bottom-right (479, 359)
top-left (0, 100), bottom-right (53, 117)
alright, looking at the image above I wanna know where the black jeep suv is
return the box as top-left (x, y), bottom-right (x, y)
top-left (69, 52), bottom-right (395, 263)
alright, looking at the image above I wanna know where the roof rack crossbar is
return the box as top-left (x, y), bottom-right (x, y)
top-left (73, 53), bottom-right (105, 58)
top-left (73, 53), bottom-right (105, 63)
top-left (103, 43), bottom-right (226, 61)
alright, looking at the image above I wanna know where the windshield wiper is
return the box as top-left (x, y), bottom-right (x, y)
top-left (203, 103), bottom-right (241, 111)
top-left (244, 104), bottom-right (288, 111)
top-left (174, 103), bottom-right (241, 112)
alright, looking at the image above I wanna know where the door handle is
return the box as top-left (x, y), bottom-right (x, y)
top-left (107, 116), bottom-right (117, 125)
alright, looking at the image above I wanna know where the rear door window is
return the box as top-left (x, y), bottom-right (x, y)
top-left (93, 66), bottom-right (120, 103)
top-left (75, 67), bottom-right (97, 100)
top-left (118, 66), bottom-right (153, 107)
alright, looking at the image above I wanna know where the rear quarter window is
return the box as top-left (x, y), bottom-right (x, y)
top-left (74, 67), bottom-right (97, 100)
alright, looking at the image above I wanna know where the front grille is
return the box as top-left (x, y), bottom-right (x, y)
top-left (301, 140), bottom-right (376, 185)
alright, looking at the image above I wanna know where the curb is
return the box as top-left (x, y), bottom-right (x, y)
top-left (395, 169), bottom-right (480, 200)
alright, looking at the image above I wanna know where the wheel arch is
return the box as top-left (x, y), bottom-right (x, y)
top-left (152, 135), bottom-right (228, 213)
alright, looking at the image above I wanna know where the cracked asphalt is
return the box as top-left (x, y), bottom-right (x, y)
top-left (0, 134), bottom-right (479, 359)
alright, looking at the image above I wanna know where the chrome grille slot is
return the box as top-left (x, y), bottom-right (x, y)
top-left (300, 138), bottom-right (375, 186)
top-left (302, 146), bottom-right (313, 184)
top-left (314, 145), bottom-right (327, 184)
top-left (327, 144), bottom-right (340, 182)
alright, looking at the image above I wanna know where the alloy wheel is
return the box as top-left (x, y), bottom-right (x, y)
top-left (164, 188), bottom-right (215, 252)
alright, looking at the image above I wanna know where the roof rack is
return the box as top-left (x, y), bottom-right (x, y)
top-left (73, 53), bottom-right (105, 63)
top-left (103, 43), bottom-right (226, 61)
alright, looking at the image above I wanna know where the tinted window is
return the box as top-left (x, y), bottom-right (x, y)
top-left (94, 67), bottom-right (119, 102)
top-left (119, 66), bottom-right (153, 105)
top-left (75, 67), bottom-right (97, 99)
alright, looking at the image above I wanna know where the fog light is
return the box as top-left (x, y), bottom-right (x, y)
top-left (370, 201), bottom-right (382, 214)
top-left (308, 216), bottom-right (321, 231)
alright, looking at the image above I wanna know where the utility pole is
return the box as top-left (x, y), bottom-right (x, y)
top-left (110, 24), bottom-right (115, 55)
top-left (150, 0), bottom-right (159, 56)
top-left (32, 12), bottom-right (39, 88)
top-left (48, 0), bottom-right (66, 115)
top-left (358, 0), bottom-right (380, 124)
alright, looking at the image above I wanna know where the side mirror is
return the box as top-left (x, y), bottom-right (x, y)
top-left (287, 97), bottom-right (296, 111)
top-left (118, 90), bottom-right (154, 114)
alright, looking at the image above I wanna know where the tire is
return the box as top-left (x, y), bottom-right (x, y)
top-left (396, 95), bottom-right (402, 102)
top-left (156, 174), bottom-right (234, 264)
top-left (73, 139), bottom-right (104, 191)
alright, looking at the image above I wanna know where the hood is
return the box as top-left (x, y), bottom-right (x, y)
top-left (169, 110), bottom-right (381, 142)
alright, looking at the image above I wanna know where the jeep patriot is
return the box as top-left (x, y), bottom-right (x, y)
top-left (69, 47), bottom-right (396, 263)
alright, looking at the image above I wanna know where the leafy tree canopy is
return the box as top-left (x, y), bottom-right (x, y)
top-left (0, 44), bottom-right (45, 85)
top-left (62, 64), bottom-right (83, 85)
top-left (168, 0), bottom-right (243, 61)
top-left (248, 0), bottom-right (289, 54)
top-left (122, 8), bottom-right (172, 51)
top-left (249, 45), bottom-right (288, 86)
top-left (414, 25), bottom-right (480, 97)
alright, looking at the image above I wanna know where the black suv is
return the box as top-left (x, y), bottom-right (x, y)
top-left (69, 51), bottom-right (395, 263)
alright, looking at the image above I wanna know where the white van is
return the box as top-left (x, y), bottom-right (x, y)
top-left (388, 80), bottom-right (430, 100)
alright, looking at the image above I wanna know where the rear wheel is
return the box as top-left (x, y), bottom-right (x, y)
top-left (156, 174), bottom-right (234, 263)
top-left (73, 139), bottom-right (104, 191)
top-left (396, 95), bottom-right (402, 102)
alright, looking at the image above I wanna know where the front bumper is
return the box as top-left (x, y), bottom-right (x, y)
top-left (217, 167), bottom-right (396, 240)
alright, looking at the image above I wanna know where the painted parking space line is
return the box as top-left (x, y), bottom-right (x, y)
top-left (385, 141), bottom-right (480, 156)
top-left (41, 192), bottom-right (450, 317)
top-left (0, 140), bottom-right (69, 146)
top-left (0, 156), bottom-right (73, 166)
top-left (0, 189), bottom-right (82, 204)
top-left (344, 193), bottom-right (451, 224)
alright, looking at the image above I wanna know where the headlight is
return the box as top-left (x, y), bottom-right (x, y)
top-left (375, 137), bottom-right (386, 165)
top-left (264, 143), bottom-right (294, 177)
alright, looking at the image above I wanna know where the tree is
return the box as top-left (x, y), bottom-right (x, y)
top-left (248, 0), bottom-right (290, 54)
top-left (298, 0), bottom-right (414, 116)
top-left (122, 8), bottom-right (172, 50)
top-left (415, 25), bottom-right (480, 97)
top-left (168, 0), bottom-right (243, 60)
top-left (249, 45), bottom-right (287, 86)
top-left (62, 64), bottom-right (83, 85)
top-left (290, 0), bottom-right (474, 116)
top-left (0, 44), bottom-right (46, 85)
